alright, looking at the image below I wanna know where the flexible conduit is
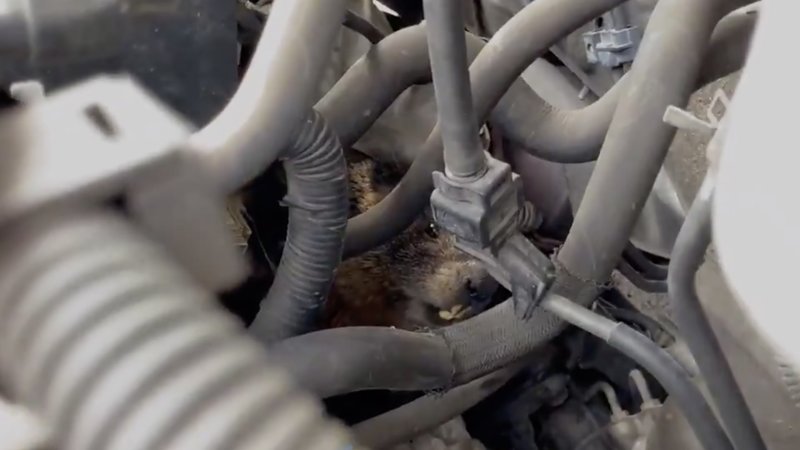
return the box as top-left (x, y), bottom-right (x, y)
top-left (0, 209), bottom-right (352, 450)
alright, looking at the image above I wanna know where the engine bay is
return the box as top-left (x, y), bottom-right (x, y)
top-left (0, 1), bottom-right (796, 449)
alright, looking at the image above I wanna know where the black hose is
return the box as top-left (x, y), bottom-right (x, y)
top-left (343, 9), bottom-right (386, 44)
top-left (423, 0), bottom-right (486, 178)
top-left (248, 112), bottom-right (349, 343)
top-left (268, 327), bottom-right (453, 398)
top-left (0, 208), bottom-right (353, 450)
top-left (193, 0), bottom-right (346, 193)
top-left (338, 0), bottom-right (628, 257)
top-left (668, 174), bottom-right (767, 450)
top-left (352, 366), bottom-right (519, 449)
top-left (542, 295), bottom-right (734, 450)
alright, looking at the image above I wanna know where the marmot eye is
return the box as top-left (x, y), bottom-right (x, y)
top-left (425, 223), bottom-right (440, 238)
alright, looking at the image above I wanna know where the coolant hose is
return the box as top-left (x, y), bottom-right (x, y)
top-left (324, 5), bottom-right (756, 258)
top-left (338, 0), bottom-right (628, 257)
top-left (193, 0), bottom-right (347, 193)
top-left (553, 0), bottom-right (754, 304)
top-left (271, 298), bottom-right (567, 395)
top-left (0, 209), bottom-right (352, 450)
top-left (268, 327), bottom-right (453, 398)
top-left (248, 111), bottom-right (349, 343)
top-left (668, 174), bottom-right (767, 450)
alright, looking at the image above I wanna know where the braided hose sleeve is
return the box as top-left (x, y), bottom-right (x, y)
top-left (0, 208), bottom-right (353, 450)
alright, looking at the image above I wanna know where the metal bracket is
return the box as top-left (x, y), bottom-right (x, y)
top-left (431, 154), bottom-right (553, 318)
top-left (0, 76), bottom-right (246, 291)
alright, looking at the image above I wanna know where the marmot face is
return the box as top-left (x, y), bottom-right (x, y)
top-left (325, 154), bottom-right (499, 330)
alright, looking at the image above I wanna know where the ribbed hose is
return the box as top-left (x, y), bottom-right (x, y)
top-left (0, 209), bottom-right (352, 450)
top-left (249, 111), bottom-right (349, 343)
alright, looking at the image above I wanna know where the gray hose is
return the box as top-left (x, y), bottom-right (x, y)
top-left (492, 6), bottom-right (754, 164)
top-left (192, 0), bottom-right (347, 193)
top-left (268, 327), bottom-right (453, 398)
top-left (327, 5), bottom-right (754, 258)
top-left (268, 0), bottom-right (759, 395)
top-left (319, 9), bottom-right (753, 159)
top-left (423, 0), bottom-right (486, 179)
top-left (492, 74), bottom-right (625, 164)
top-left (554, 0), bottom-right (746, 303)
top-left (352, 366), bottom-right (519, 449)
top-left (271, 296), bottom-right (567, 395)
top-left (542, 296), bottom-right (734, 450)
top-left (668, 175), bottom-right (767, 450)
top-left (339, 0), bottom-right (627, 257)
top-left (0, 209), bottom-right (352, 450)
top-left (248, 111), bottom-right (349, 343)
top-left (697, 4), bottom-right (759, 87)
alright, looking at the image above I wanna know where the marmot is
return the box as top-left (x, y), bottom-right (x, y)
top-left (324, 150), bottom-right (499, 330)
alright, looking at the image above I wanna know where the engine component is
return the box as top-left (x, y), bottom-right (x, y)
top-left (338, 0), bottom-right (629, 258)
top-left (247, 111), bottom-right (349, 343)
top-left (0, 76), bottom-right (244, 292)
top-left (542, 296), bottom-right (732, 450)
top-left (193, 0), bottom-right (347, 193)
top-left (582, 25), bottom-right (642, 68)
top-left (0, 0), bottom-right (785, 449)
top-left (0, 77), bottom-right (354, 449)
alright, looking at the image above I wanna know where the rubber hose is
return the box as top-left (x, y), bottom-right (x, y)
top-left (319, 9), bottom-right (754, 160)
top-left (267, 2), bottom-right (759, 396)
top-left (554, 0), bottom-right (753, 302)
top-left (249, 111), bottom-right (349, 343)
top-left (271, 294), bottom-right (567, 395)
top-left (343, 9), bottom-right (385, 44)
top-left (668, 174), bottom-right (767, 450)
top-left (193, 0), bottom-right (347, 193)
top-left (268, 327), bottom-right (453, 398)
top-left (339, 0), bottom-right (627, 257)
top-left (697, 4), bottom-right (759, 87)
top-left (423, 0), bottom-right (487, 178)
top-left (0, 209), bottom-right (353, 450)
top-left (352, 366), bottom-right (518, 449)
top-left (329, 4), bottom-right (755, 258)
top-left (542, 295), bottom-right (734, 450)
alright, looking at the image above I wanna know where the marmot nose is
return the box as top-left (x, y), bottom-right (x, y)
top-left (466, 275), bottom-right (499, 308)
